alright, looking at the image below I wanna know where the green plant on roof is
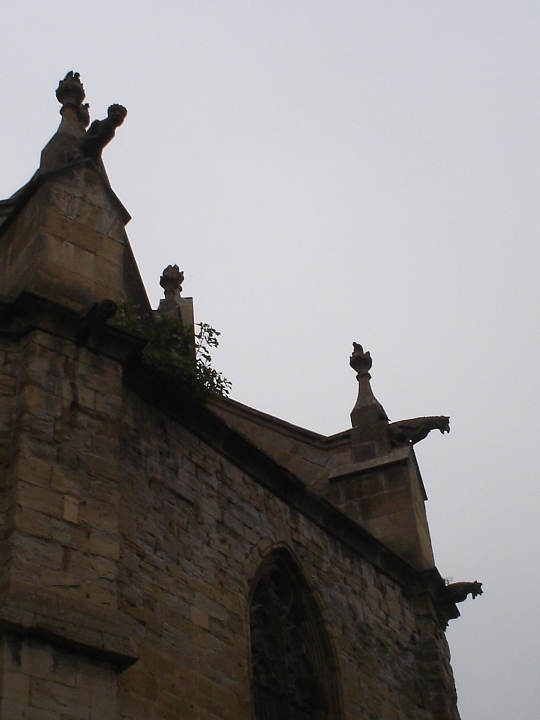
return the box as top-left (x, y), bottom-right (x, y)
top-left (114, 299), bottom-right (231, 400)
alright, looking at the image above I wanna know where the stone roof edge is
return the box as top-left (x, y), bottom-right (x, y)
top-left (0, 159), bottom-right (131, 239)
top-left (0, 292), bottom-right (146, 363)
top-left (210, 395), bottom-right (351, 450)
top-left (0, 291), bottom-right (458, 627)
top-left (125, 362), bottom-right (457, 624)
top-left (328, 445), bottom-right (412, 481)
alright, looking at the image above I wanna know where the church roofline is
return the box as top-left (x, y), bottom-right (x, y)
top-left (0, 159), bottom-right (131, 237)
top-left (210, 394), bottom-right (352, 451)
top-left (0, 289), bottom-right (458, 626)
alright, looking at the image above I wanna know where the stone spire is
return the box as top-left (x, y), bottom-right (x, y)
top-left (349, 343), bottom-right (390, 460)
top-left (39, 72), bottom-right (89, 173)
top-left (0, 73), bottom-right (145, 314)
top-left (40, 71), bottom-right (126, 177)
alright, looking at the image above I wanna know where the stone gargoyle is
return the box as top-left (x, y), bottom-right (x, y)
top-left (445, 581), bottom-right (483, 604)
top-left (83, 103), bottom-right (128, 162)
top-left (76, 299), bottom-right (118, 346)
top-left (389, 416), bottom-right (450, 446)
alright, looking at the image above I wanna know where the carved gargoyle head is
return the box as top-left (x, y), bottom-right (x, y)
top-left (107, 104), bottom-right (127, 127)
top-left (445, 580), bottom-right (483, 604)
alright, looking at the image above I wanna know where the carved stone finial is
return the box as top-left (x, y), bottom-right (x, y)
top-left (157, 265), bottom-right (185, 316)
top-left (350, 342), bottom-right (373, 377)
top-left (56, 71), bottom-right (86, 107)
top-left (349, 343), bottom-right (390, 459)
top-left (160, 264), bottom-right (184, 298)
top-left (156, 264), bottom-right (194, 334)
top-left (55, 71), bottom-right (90, 129)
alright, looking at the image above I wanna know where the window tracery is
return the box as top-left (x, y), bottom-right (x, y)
top-left (250, 559), bottom-right (330, 720)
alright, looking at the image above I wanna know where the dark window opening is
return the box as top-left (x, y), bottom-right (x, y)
top-left (250, 564), bottom-right (328, 720)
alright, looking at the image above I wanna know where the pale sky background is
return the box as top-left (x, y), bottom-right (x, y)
top-left (1, 2), bottom-right (539, 718)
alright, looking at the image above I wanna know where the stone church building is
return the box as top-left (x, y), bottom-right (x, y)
top-left (0, 73), bottom-right (480, 719)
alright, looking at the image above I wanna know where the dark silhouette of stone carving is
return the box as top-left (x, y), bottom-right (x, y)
top-left (157, 264), bottom-right (185, 319)
top-left (349, 342), bottom-right (373, 376)
top-left (349, 343), bottom-right (390, 460)
top-left (55, 71), bottom-right (90, 128)
top-left (160, 265), bottom-right (184, 304)
top-left (389, 416), bottom-right (450, 446)
top-left (76, 299), bottom-right (118, 346)
top-left (39, 72), bottom-right (126, 176)
top-left (445, 581), bottom-right (483, 604)
top-left (83, 104), bottom-right (127, 162)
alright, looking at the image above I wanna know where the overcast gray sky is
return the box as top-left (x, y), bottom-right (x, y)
top-left (2, 2), bottom-right (539, 717)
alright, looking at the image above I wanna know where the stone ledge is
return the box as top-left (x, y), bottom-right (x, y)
top-left (211, 395), bottom-right (351, 451)
top-left (0, 585), bottom-right (140, 670)
top-left (328, 445), bottom-right (411, 482)
top-left (0, 291), bottom-right (145, 364)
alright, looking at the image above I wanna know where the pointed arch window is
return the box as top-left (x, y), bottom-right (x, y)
top-left (250, 553), bottom-right (339, 720)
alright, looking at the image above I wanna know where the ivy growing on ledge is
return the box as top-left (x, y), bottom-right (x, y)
top-left (114, 300), bottom-right (231, 400)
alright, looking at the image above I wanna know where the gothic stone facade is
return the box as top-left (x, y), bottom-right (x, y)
top-left (0, 74), bottom-right (467, 720)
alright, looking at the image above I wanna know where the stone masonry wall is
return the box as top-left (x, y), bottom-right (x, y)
top-left (118, 389), bottom-right (460, 720)
top-left (0, 165), bottom-right (127, 313)
top-left (0, 327), bottom-right (459, 720)
top-left (0, 636), bottom-right (116, 720)
top-left (2, 329), bottom-right (124, 613)
top-left (0, 339), bottom-right (19, 595)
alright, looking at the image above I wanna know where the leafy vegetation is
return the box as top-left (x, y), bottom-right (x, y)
top-left (114, 300), bottom-right (231, 399)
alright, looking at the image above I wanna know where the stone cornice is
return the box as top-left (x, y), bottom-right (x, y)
top-left (124, 358), bottom-right (458, 626)
top-left (0, 291), bottom-right (459, 628)
top-left (210, 395), bottom-right (351, 450)
top-left (328, 445), bottom-right (411, 482)
top-left (0, 291), bottom-right (145, 362)
top-left (0, 585), bottom-right (139, 669)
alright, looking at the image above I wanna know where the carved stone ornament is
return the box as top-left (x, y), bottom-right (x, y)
top-left (157, 264), bottom-right (185, 317)
top-left (389, 416), bottom-right (450, 446)
top-left (349, 342), bottom-right (389, 438)
top-left (349, 342), bottom-right (373, 377)
top-left (40, 72), bottom-right (127, 175)
top-left (83, 103), bottom-right (128, 161)
top-left (56, 71), bottom-right (90, 127)
top-left (445, 581), bottom-right (483, 604)
top-left (56, 71), bottom-right (86, 106)
top-left (160, 264), bottom-right (184, 298)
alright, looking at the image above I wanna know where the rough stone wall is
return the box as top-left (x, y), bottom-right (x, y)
top-left (2, 329), bottom-right (124, 612)
top-left (210, 398), bottom-right (351, 491)
top-left (0, 327), bottom-right (459, 719)
top-left (324, 455), bottom-right (435, 571)
top-left (0, 339), bottom-right (19, 594)
top-left (118, 389), bottom-right (459, 720)
top-left (0, 164), bottom-right (129, 313)
top-left (0, 636), bottom-right (117, 719)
